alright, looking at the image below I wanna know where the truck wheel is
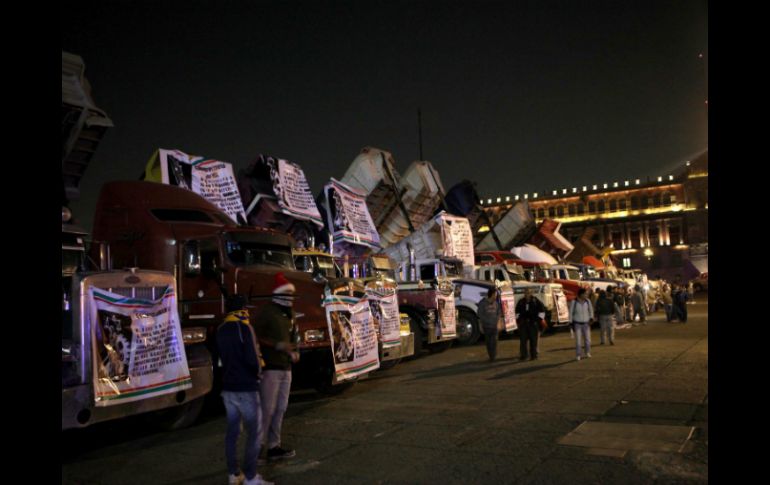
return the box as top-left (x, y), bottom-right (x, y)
top-left (152, 396), bottom-right (205, 431)
top-left (377, 358), bottom-right (401, 371)
top-left (428, 340), bottom-right (453, 353)
top-left (313, 363), bottom-right (356, 396)
top-left (407, 313), bottom-right (424, 356)
top-left (454, 308), bottom-right (480, 346)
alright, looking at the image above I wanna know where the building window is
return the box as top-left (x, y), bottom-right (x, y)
top-left (598, 200), bottom-right (606, 212)
top-left (648, 227), bottom-right (660, 247)
top-left (557, 206), bottom-right (564, 217)
top-left (622, 257), bottom-right (631, 268)
top-left (568, 204), bottom-right (576, 216)
top-left (538, 208), bottom-right (545, 218)
top-left (641, 196), bottom-right (649, 209)
top-left (612, 231), bottom-right (623, 249)
top-left (609, 199), bottom-right (617, 212)
top-left (669, 225), bottom-right (682, 245)
top-left (631, 196), bottom-right (639, 210)
top-left (588, 201), bottom-right (596, 213)
top-left (577, 204), bottom-right (585, 215)
top-left (653, 193), bottom-right (662, 207)
top-left (619, 198), bottom-right (627, 210)
top-left (663, 192), bottom-right (672, 205)
top-left (548, 207), bottom-right (555, 217)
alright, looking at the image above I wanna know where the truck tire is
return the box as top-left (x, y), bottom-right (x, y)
top-left (152, 396), bottom-right (205, 431)
top-left (407, 312), bottom-right (424, 356)
top-left (312, 362), bottom-right (356, 396)
top-left (377, 358), bottom-right (401, 371)
top-left (454, 308), bottom-right (480, 346)
top-left (428, 340), bottom-right (453, 353)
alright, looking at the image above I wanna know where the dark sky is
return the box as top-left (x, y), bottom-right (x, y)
top-left (62, 0), bottom-right (707, 229)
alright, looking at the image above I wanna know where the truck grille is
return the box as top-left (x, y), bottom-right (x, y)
top-left (105, 286), bottom-right (170, 301)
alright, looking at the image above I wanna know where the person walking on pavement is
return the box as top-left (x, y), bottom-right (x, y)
top-left (515, 288), bottom-right (546, 361)
top-left (662, 284), bottom-right (674, 322)
top-left (217, 295), bottom-right (273, 485)
top-left (255, 273), bottom-right (299, 463)
top-left (610, 285), bottom-right (625, 325)
top-left (570, 288), bottom-right (594, 361)
top-left (595, 289), bottom-right (616, 345)
top-left (477, 288), bottom-right (501, 362)
top-left (630, 285), bottom-right (647, 325)
top-left (674, 284), bottom-right (689, 322)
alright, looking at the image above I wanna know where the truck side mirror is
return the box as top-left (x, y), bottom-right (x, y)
top-left (183, 241), bottom-right (201, 276)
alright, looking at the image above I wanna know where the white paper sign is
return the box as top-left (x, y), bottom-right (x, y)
top-left (324, 295), bottom-right (380, 382)
top-left (439, 214), bottom-right (474, 272)
top-left (157, 148), bottom-right (246, 223)
top-left (500, 287), bottom-right (518, 332)
top-left (554, 292), bottom-right (570, 323)
top-left (324, 178), bottom-right (381, 251)
top-left (274, 159), bottom-right (324, 227)
top-left (90, 287), bottom-right (191, 406)
top-left (436, 292), bottom-right (457, 339)
top-left (191, 159), bottom-right (247, 223)
top-left (366, 288), bottom-right (401, 349)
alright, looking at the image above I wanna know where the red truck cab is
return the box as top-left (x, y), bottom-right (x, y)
top-left (92, 181), bottom-right (341, 393)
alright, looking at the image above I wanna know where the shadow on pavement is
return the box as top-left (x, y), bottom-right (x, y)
top-left (486, 359), bottom-right (573, 380)
top-left (403, 356), bottom-right (523, 381)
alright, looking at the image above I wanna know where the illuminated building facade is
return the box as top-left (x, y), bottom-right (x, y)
top-left (480, 151), bottom-right (708, 281)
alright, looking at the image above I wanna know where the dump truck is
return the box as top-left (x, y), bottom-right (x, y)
top-left (62, 51), bottom-right (212, 430)
top-left (92, 180), bottom-right (352, 394)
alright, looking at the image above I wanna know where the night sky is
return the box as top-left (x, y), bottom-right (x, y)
top-left (62, 0), bottom-right (708, 230)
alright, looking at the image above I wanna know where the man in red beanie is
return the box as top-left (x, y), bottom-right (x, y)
top-left (255, 272), bottom-right (299, 463)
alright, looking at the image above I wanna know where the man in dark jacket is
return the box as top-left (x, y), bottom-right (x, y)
top-left (477, 288), bottom-right (501, 362)
top-left (217, 295), bottom-right (272, 485)
top-left (256, 273), bottom-right (299, 463)
top-left (515, 288), bottom-right (546, 361)
top-left (595, 290), bottom-right (616, 345)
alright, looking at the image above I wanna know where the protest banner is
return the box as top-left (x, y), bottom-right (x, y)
top-left (323, 295), bottom-right (380, 382)
top-left (439, 214), bottom-right (475, 272)
top-left (89, 287), bottom-right (191, 406)
top-left (323, 178), bottom-right (381, 253)
top-left (436, 291), bottom-right (457, 339)
top-left (365, 288), bottom-right (401, 349)
top-left (500, 287), bottom-right (518, 332)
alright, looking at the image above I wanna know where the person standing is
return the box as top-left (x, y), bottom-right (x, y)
top-left (255, 273), bottom-right (299, 463)
top-left (674, 284), bottom-right (689, 322)
top-left (570, 288), bottom-right (594, 360)
top-left (515, 288), bottom-right (546, 361)
top-left (630, 285), bottom-right (647, 325)
top-left (611, 285), bottom-right (626, 325)
top-left (595, 289), bottom-right (616, 345)
top-left (662, 284), bottom-right (674, 322)
top-left (477, 288), bottom-right (501, 362)
top-left (217, 295), bottom-right (273, 485)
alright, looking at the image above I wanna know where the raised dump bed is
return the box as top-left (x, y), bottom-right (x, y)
top-left (475, 200), bottom-right (537, 251)
top-left (341, 148), bottom-right (447, 248)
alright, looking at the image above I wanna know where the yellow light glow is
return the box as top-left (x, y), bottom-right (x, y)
top-left (478, 225), bottom-right (490, 233)
top-left (643, 248), bottom-right (654, 257)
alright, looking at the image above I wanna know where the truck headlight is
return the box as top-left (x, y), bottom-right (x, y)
top-left (304, 329), bottom-right (326, 342)
top-left (426, 309), bottom-right (436, 323)
top-left (182, 327), bottom-right (207, 344)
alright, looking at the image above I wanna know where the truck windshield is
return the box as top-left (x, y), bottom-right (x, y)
top-left (584, 267), bottom-right (599, 278)
top-left (566, 269), bottom-right (581, 280)
top-left (506, 271), bottom-right (526, 282)
top-left (225, 240), bottom-right (294, 268)
top-left (316, 256), bottom-right (338, 278)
